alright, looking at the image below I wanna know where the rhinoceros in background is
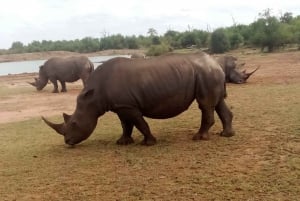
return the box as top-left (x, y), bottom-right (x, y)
top-left (29, 56), bottom-right (94, 93)
top-left (42, 52), bottom-right (234, 146)
top-left (216, 55), bottom-right (259, 84)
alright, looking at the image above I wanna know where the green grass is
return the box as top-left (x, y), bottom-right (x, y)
top-left (0, 83), bottom-right (299, 200)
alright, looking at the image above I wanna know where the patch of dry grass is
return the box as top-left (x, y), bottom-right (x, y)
top-left (0, 81), bottom-right (299, 200)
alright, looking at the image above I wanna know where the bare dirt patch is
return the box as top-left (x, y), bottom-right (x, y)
top-left (237, 51), bottom-right (300, 84)
top-left (0, 73), bottom-right (80, 123)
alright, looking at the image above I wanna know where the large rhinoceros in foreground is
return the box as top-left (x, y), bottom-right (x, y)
top-left (42, 53), bottom-right (234, 146)
top-left (29, 56), bottom-right (94, 93)
top-left (216, 55), bottom-right (259, 84)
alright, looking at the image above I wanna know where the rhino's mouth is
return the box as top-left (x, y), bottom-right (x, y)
top-left (65, 140), bottom-right (77, 147)
top-left (65, 138), bottom-right (75, 145)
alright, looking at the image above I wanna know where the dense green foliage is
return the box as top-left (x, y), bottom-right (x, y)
top-left (210, 28), bottom-right (230, 53)
top-left (2, 10), bottom-right (300, 55)
top-left (146, 44), bottom-right (171, 56)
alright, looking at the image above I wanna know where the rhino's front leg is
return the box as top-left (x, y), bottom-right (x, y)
top-left (50, 78), bottom-right (59, 93)
top-left (116, 119), bottom-right (134, 145)
top-left (117, 108), bottom-right (157, 146)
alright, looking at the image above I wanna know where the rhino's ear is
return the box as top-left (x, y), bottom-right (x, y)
top-left (63, 113), bottom-right (71, 123)
top-left (39, 65), bottom-right (44, 69)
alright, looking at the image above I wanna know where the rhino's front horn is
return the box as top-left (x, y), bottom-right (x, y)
top-left (244, 66), bottom-right (260, 80)
top-left (42, 116), bottom-right (65, 136)
top-left (28, 81), bottom-right (36, 87)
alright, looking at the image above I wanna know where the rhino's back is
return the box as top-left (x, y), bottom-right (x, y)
top-left (43, 56), bottom-right (91, 82)
top-left (90, 53), bottom-right (224, 118)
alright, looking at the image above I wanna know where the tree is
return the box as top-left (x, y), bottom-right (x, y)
top-left (193, 30), bottom-right (210, 48)
top-left (290, 16), bottom-right (300, 48)
top-left (163, 30), bottom-right (181, 48)
top-left (225, 27), bottom-right (244, 49)
top-left (137, 35), bottom-right (152, 48)
top-left (99, 36), bottom-right (113, 50)
top-left (146, 43), bottom-right (170, 56)
top-left (280, 12), bottom-right (293, 24)
top-left (80, 37), bottom-right (100, 52)
top-left (147, 28), bottom-right (158, 37)
top-left (125, 36), bottom-right (139, 49)
top-left (235, 24), bottom-right (251, 45)
top-left (9, 41), bottom-right (24, 53)
top-left (209, 28), bottom-right (230, 53)
top-left (27, 41), bottom-right (42, 52)
top-left (249, 9), bottom-right (283, 52)
top-left (179, 31), bottom-right (196, 48)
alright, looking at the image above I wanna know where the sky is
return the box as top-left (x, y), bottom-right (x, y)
top-left (0, 0), bottom-right (299, 49)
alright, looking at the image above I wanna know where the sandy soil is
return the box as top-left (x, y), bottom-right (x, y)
top-left (0, 51), bottom-right (299, 124)
top-left (0, 73), bottom-right (81, 123)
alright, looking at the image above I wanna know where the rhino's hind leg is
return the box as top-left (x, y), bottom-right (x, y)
top-left (60, 81), bottom-right (67, 92)
top-left (215, 99), bottom-right (235, 137)
top-left (117, 108), bottom-right (157, 146)
top-left (193, 107), bottom-right (215, 141)
top-left (116, 119), bottom-right (134, 145)
top-left (136, 117), bottom-right (157, 146)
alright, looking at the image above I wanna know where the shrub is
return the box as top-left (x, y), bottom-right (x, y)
top-left (209, 28), bottom-right (230, 53)
top-left (146, 44), bottom-right (171, 56)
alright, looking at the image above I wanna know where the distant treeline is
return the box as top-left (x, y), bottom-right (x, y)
top-left (2, 9), bottom-right (300, 56)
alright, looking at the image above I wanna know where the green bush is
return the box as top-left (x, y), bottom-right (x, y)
top-left (209, 28), bottom-right (230, 53)
top-left (146, 44), bottom-right (171, 56)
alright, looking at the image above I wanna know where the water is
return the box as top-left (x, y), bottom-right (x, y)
top-left (0, 55), bottom-right (130, 76)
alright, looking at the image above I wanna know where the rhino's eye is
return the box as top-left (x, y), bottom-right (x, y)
top-left (71, 121), bottom-right (77, 128)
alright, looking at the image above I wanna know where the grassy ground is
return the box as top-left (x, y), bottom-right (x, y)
top-left (0, 51), bottom-right (299, 200)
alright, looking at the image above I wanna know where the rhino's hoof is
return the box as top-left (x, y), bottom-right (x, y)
top-left (220, 130), bottom-right (235, 137)
top-left (140, 137), bottom-right (157, 146)
top-left (192, 132), bottom-right (209, 141)
top-left (116, 136), bottom-right (134, 145)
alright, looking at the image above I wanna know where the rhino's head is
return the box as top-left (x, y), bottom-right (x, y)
top-left (28, 65), bottom-right (48, 90)
top-left (29, 77), bottom-right (48, 90)
top-left (227, 67), bottom-right (259, 84)
top-left (42, 89), bottom-right (99, 145)
top-left (219, 56), bottom-right (259, 84)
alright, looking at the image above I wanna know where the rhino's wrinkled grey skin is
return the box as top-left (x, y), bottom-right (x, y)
top-left (42, 52), bottom-right (234, 146)
top-left (217, 56), bottom-right (259, 84)
top-left (29, 56), bottom-right (94, 93)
